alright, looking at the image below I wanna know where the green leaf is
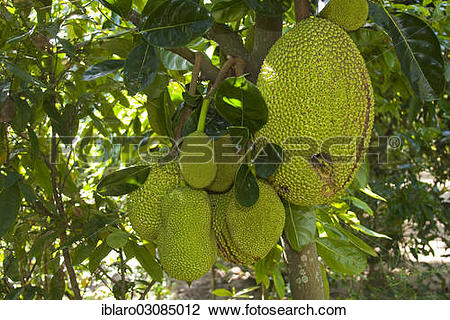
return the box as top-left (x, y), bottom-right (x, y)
top-left (244, 0), bottom-right (291, 16)
top-left (11, 98), bottom-right (32, 132)
top-left (369, 4), bottom-right (445, 101)
top-left (360, 186), bottom-right (387, 202)
top-left (106, 230), bottom-right (129, 248)
top-left (227, 126), bottom-right (249, 148)
top-left (350, 223), bottom-right (392, 240)
top-left (254, 143), bottom-right (283, 179)
top-left (123, 43), bottom-right (159, 95)
top-left (82, 60), bottom-right (125, 81)
top-left (99, 0), bottom-right (132, 17)
top-left (49, 271), bottom-right (65, 300)
top-left (0, 182), bottom-right (21, 238)
top-left (131, 242), bottom-right (163, 282)
top-left (351, 161), bottom-right (369, 190)
top-left (348, 196), bottom-right (373, 216)
top-left (284, 203), bottom-right (316, 251)
top-left (338, 228), bottom-right (378, 257)
top-left (215, 76), bottom-right (268, 133)
top-left (272, 267), bottom-right (285, 299)
top-left (160, 49), bottom-right (192, 70)
top-left (212, 288), bottom-right (233, 297)
top-left (97, 165), bottom-right (151, 196)
top-left (320, 263), bottom-right (329, 300)
top-left (72, 241), bottom-right (97, 266)
top-left (234, 163), bottom-right (259, 207)
top-left (142, 0), bottom-right (213, 48)
top-left (0, 60), bottom-right (47, 88)
top-left (316, 238), bottom-right (367, 275)
top-left (211, 0), bottom-right (249, 23)
top-left (89, 241), bottom-right (112, 273)
top-left (4, 254), bottom-right (21, 281)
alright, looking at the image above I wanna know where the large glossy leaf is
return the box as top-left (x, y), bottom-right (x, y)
top-left (369, 4), bottom-right (445, 101)
top-left (131, 242), bottom-right (163, 282)
top-left (316, 238), bottom-right (367, 275)
top-left (244, 0), bottom-right (290, 16)
top-left (160, 49), bottom-right (192, 70)
top-left (284, 204), bottom-right (316, 251)
top-left (89, 241), bottom-right (112, 273)
top-left (82, 59), bottom-right (125, 81)
top-left (211, 0), bottom-right (249, 23)
top-left (142, 0), bottom-right (213, 48)
top-left (97, 165), bottom-right (151, 196)
top-left (215, 76), bottom-right (268, 133)
top-left (0, 182), bottom-right (21, 238)
top-left (339, 228), bottom-right (378, 257)
top-left (99, 0), bottom-right (132, 17)
top-left (0, 60), bottom-right (46, 88)
top-left (123, 43), bottom-right (159, 95)
top-left (234, 163), bottom-right (259, 207)
top-left (254, 143), bottom-right (283, 179)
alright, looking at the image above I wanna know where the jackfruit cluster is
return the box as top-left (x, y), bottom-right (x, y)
top-left (211, 180), bottom-right (285, 264)
top-left (158, 187), bottom-right (217, 282)
top-left (320, 0), bottom-right (369, 31)
top-left (127, 162), bottom-right (181, 241)
top-left (256, 18), bottom-right (374, 206)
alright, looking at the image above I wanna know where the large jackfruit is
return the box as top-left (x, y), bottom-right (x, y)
top-left (158, 187), bottom-right (217, 281)
top-left (320, 0), bottom-right (368, 31)
top-left (179, 131), bottom-right (217, 189)
top-left (210, 193), bottom-right (257, 265)
top-left (127, 162), bottom-right (181, 241)
top-left (257, 18), bottom-right (374, 206)
top-left (226, 180), bottom-right (285, 260)
top-left (206, 135), bottom-right (240, 193)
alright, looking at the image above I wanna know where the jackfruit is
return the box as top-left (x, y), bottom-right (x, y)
top-left (210, 192), bottom-right (257, 265)
top-left (320, 0), bottom-right (368, 31)
top-left (127, 162), bottom-right (181, 241)
top-left (257, 18), bottom-right (374, 206)
top-left (179, 131), bottom-right (217, 189)
top-left (226, 180), bottom-right (285, 260)
top-left (158, 187), bottom-right (217, 281)
top-left (206, 135), bottom-right (240, 193)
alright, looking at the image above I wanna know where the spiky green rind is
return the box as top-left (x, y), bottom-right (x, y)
top-left (226, 180), bottom-right (285, 260)
top-left (179, 131), bottom-right (217, 189)
top-left (158, 187), bottom-right (217, 282)
top-left (206, 135), bottom-right (240, 193)
top-left (256, 18), bottom-right (374, 206)
top-left (210, 193), bottom-right (257, 265)
top-left (127, 162), bottom-right (181, 241)
top-left (320, 0), bottom-right (368, 31)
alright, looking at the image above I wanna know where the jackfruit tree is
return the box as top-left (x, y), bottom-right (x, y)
top-left (0, 0), bottom-right (447, 301)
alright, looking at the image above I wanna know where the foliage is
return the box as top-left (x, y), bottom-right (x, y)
top-left (0, 0), bottom-right (447, 300)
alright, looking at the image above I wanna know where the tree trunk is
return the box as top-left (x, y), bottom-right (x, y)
top-left (285, 240), bottom-right (325, 299)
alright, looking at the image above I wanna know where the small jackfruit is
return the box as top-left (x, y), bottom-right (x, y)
top-left (179, 131), bottom-right (217, 189)
top-left (256, 18), bottom-right (374, 206)
top-left (320, 0), bottom-right (368, 31)
top-left (210, 193), bottom-right (257, 265)
top-left (226, 180), bottom-right (285, 260)
top-left (127, 162), bottom-right (181, 241)
top-left (158, 187), bottom-right (217, 281)
top-left (206, 135), bottom-right (240, 193)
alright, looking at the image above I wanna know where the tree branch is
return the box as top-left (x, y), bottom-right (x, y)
top-left (250, 14), bottom-right (283, 82)
top-left (206, 23), bottom-right (258, 77)
top-left (169, 48), bottom-right (219, 81)
top-left (294, 0), bottom-right (312, 22)
top-left (284, 238), bottom-right (325, 299)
